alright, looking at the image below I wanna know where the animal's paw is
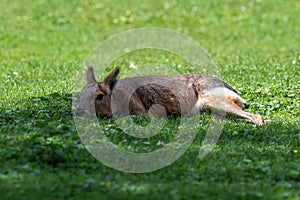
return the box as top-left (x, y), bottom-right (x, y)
top-left (263, 119), bottom-right (273, 124)
top-left (251, 114), bottom-right (264, 126)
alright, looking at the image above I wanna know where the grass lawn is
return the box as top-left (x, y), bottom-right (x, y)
top-left (1, 0), bottom-right (300, 199)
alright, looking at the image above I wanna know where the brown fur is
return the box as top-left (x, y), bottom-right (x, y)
top-left (76, 67), bottom-right (265, 125)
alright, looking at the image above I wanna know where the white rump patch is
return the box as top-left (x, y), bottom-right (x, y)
top-left (193, 87), bottom-right (248, 111)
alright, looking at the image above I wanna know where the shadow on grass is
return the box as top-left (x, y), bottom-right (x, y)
top-left (0, 92), bottom-right (299, 199)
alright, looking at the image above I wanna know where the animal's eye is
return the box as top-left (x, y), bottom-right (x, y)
top-left (96, 94), bottom-right (104, 100)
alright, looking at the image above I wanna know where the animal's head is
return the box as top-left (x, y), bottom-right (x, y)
top-left (76, 67), bottom-right (120, 117)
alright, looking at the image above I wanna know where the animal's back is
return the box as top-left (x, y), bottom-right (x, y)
top-left (111, 74), bottom-right (234, 116)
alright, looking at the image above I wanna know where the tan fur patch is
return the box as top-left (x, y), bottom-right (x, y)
top-left (227, 96), bottom-right (238, 104)
top-left (99, 83), bottom-right (109, 95)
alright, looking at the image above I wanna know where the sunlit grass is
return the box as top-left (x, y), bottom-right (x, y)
top-left (0, 0), bottom-right (299, 199)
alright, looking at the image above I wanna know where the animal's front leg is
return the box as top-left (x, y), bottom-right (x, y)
top-left (128, 93), bottom-right (147, 115)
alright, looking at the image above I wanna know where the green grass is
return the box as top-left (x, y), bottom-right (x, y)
top-left (1, 0), bottom-right (300, 199)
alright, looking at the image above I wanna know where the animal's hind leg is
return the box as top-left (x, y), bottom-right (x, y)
top-left (203, 96), bottom-right (264, 125)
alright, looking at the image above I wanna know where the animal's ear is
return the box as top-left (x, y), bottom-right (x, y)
top-left (104, 67), bottom-right (120, 91)
top-left (87, 67), bottom-right (97, 84)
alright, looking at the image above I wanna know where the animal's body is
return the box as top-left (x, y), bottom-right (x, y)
top-left (76, 67), bottom-right (264, 125)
